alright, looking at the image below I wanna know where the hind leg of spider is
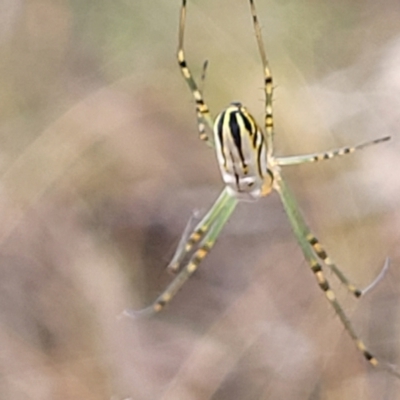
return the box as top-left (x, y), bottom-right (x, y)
top-left (167, 187), bottom-right (235, 274)
top-left (275, 174), bottom-right (400, 377)
top-left (249, 0), bottom-right (275, 154)
top-left (125, 191), bottom-right (238, 317)
top-left (306, 233), bottom-right (389, 298)
top-left (178, 0), bottom-right (215, 145)
top-left (276, 136), bottom-right (390, 166)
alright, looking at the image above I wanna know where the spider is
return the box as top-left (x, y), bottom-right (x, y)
top-left (126, 0), bottom-right (399, 377)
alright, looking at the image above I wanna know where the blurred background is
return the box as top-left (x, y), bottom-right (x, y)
top-left (0, 0), bottom-right (400, 399)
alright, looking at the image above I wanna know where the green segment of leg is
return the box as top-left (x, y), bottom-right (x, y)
top-left (275, 175), bottom-right (364, 343)
top-left (129, 189), bottom-right (238, 317)
top-left (167, 187), bottom-right (235, 273)
top-left (276, 175), bottom-right (400, 377)
top-left (275, 174), bottom-right (361, 295)
top-left (276, 136), bottom-right (390, 166)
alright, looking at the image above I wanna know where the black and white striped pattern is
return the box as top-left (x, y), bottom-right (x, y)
top-left (213, 102), bottom-right (271, 199)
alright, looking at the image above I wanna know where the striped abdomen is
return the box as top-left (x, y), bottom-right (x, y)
top-left (213, 103), bottom-right (271, 199)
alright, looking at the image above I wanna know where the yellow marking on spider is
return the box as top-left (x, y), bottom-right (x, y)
top-left (348, 284), bottom-right (357, 292)
top-left (154, 303), bottom-right (163, 313)
top-left (196, 247), bottom-right (209, 260)
top-left (161, 293), bottom-right (172, 303)
top-left (369, 357), bottom-right (379, 366)
top-left (325, 290), bottom-right (336, 302)
top-left (315, 271), bottom-right (325, 285)
top-left (187, 262), bottom-right (198, 273)
top-left (356, 340), bottom-right (367, 351)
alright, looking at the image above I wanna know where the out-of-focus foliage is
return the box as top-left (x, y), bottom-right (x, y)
top-left (0, 0), bottom-right (400, 399)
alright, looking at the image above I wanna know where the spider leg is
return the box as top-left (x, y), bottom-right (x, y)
top-left (167, 187), bottom-right (234, 273)
top-left (178, 0), bottom-right (215, 145)
top-left (276, 136), bottom-right (390, 166)
top-left (274, 173), bottom-right (400, 376)
top-left (166, 209), bottom-right (203, 273)
top-left (249, 0), bottom-right (274, 154)
top-left (305, 234), bottom-right (389, 297)
top-left (125, 189), bottom-right (238, 317)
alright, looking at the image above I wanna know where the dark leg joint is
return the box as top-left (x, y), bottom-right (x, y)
top-left (311, 264), bottom-right (322, 273)
top-left (319, 281), bottom-right (330, 292)
top-left (265, 76), bottom-right (273, 84)
top-left (316, 250), bottom-right (327, 259)
top-left (308, 236), bottom-right (318, 245)
top-left (157, 299), bottom-right (167, 308)
top-left (364, 350), bottom-right (374, 361)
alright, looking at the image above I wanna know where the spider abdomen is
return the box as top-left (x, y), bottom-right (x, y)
top-left (213, 102), bottom-right (270, 199)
